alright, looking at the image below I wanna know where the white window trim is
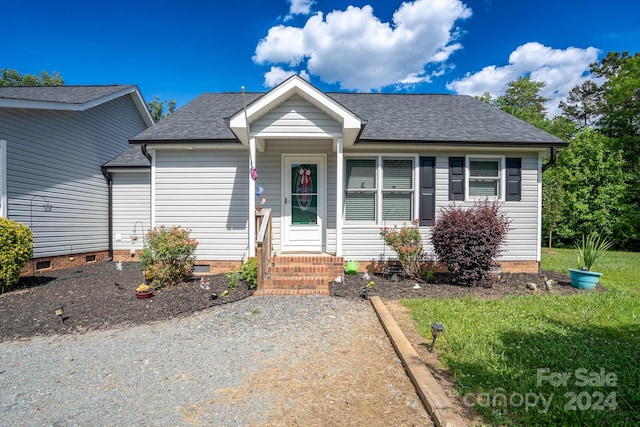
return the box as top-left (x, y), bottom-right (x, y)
top-left (344, 154), bottom-right (419, 225)
top-left (465, 155), bottom-right (506, 201)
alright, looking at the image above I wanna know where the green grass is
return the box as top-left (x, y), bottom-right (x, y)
top-left (404, 249), bottom-right (640, 426)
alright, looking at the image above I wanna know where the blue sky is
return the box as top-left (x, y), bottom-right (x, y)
top-left (3, 0), bottom-right (638, 115)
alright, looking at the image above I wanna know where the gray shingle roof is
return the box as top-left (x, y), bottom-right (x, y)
top-left (0, 85), bottom-right (138, 105)
top-left (103, 146), bottom-right (150, 168)
top-left (132, 91), bottom-right (566, 146)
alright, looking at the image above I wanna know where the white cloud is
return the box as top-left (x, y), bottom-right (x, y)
top-left (254, 0), bottom-right (472, 90)
top-left (254, 25), bottom-right (306, 66)
top-left (286, 0), bottom-right (315, 20)
top-left (447, 42), bottom-right (600, 116)
top-left (263, 66), bottom-right (310, 87)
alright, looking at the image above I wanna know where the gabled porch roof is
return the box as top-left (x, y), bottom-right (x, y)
top-left (228, 75), bottom-right (365, 148)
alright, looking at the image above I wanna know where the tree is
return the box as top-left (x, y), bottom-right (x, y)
top-left (559, 80), bottom-right (601, 129)
top-left (0, 68), bottom-right (64, 86)
top-left (495, 76), bottom-right (549, 126)
top-left (147, 96), bottom-right (176, 123)
top-left (541, 169), bottom-right (565, 250)
top-left (553, 129), bottom-right (627, 245)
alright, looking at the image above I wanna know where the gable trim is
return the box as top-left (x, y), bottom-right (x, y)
top-left (228, 75), bottom-right (363, 146)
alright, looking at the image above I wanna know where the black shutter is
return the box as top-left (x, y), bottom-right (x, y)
top-left (420, 157), bottom-right (435, 226)
top-left (449, 157), bottom-right (464, 201)
top-left (505, 158), bottom-right (521, 201)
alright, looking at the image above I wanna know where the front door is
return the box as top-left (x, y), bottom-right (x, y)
top-left (282, 154), bottom-right (326, 251)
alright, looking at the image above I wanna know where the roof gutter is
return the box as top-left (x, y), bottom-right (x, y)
top-left (101, 165), bottom-right (114, 262)
top-left (542, 146), bottom-right (558, 173)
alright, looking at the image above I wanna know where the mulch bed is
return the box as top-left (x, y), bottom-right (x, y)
top-left (1, 261), bottom-right (591, 342)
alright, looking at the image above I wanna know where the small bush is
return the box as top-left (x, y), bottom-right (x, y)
top-left (0, 218), bottom-right (33, 292)
top-left (431, 200), bottom-right (510, 287)
top-left (139, 225), bottom-right (198, 288)
top-left (380, 219), bottom-right (425, 280)
top-left (225, 258), bottom-right (258, 291)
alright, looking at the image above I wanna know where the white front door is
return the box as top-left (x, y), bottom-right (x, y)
top-left (282, 154), bottom-right (326, 251)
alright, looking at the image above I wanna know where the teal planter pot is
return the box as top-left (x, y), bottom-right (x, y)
top-left (569, 269), bottom-right (602, 290)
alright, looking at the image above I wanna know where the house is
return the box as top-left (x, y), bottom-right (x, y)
top-left (0, 85), bottom-right (153, 272)
top-left (111, 75), bottom-right (566, 294)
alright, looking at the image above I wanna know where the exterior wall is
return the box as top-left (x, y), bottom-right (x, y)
top-left (0, 95), bottom-right (149, 258)
top-left (341, 150), bottom-right (541, 263)
top-left (152, 149), bottom-right (250, 261)
top-left (251, 95), bottom-right (342, 137)
top-left (112, 170), bottom-right (151, 257)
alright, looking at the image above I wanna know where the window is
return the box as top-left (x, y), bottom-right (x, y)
top-left (345, 158), bottom-right (376, 222)
top-left (345, 157), bottom-right (414, 224)
top-left (468, 158), bottom-right (501, 197)
top-left (450, 156), bottom-right (522, 202)
top-left (382, 159), bottom-right (413, 221)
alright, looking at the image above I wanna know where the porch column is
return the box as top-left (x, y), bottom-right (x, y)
top-left (248, 137), bottom-right (257, 258)
top-left (336, 137), bottom-right (343, 256)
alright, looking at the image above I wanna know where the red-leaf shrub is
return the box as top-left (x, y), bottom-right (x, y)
top-left (431, 200), bottom-right (510, 287)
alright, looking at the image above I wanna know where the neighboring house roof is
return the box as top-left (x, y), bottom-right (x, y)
top-left (132, 90), bottom-right (566, 147)
top-left (103, 146), bottom-right (150, 168)
top-left (0, 85), bottom-right (154, 127)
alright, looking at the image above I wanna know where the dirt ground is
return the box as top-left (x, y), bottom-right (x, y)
top-left (1, 261), bottom-right (585, 425)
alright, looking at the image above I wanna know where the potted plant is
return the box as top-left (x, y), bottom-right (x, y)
top-left (135, 283), bottom-right (154, 299)
top-left (569, 232), bottom-right (613, 290)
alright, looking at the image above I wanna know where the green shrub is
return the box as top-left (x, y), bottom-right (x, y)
top-left (380, 219), bottom-right (425, 280)
top-left (225, 258), bottom-right (258, 291)
top-left (139, 225), bottom-right (198, 288)
top-left (576, 232), bottom-right (614, 270)
top-left (0, 218), bottom-right (33, 292)
top-left (431, 200), bottom-right (510, 287)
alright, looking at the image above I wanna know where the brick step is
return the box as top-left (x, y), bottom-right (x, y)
top-left (254, 289), bottom-right (330, 296)
top-left (267, 265), bottom-right (342, 274)
top-left (272, 255), bottom-right (344, 264)
top-left (263, 276), bottom-right (328, 288)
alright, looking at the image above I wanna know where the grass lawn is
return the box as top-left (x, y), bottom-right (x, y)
top-left (404, 249), bottom-right (640, 426)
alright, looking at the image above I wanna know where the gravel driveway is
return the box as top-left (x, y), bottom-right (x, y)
top-left (1, 295), bottom-right (433, 426)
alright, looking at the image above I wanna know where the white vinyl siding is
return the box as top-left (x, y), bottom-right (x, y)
top-left (112, 171), bottom-right (150, 252)
top-left (341, 152), bottom-right (541, 262)
top-left (153, 150), bottom-right (250, 261)
top-left (0, 139), bottom-right (6, 218)
top-left (251, 95), bottom-right (342, 137)
top-left (1, 96), bottom-right (149, 257)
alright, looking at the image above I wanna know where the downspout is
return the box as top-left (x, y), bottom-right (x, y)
top-left (542, 146), bottom-right (558, 172)
top-left (101, 166), bottom-right (114, 261)
top-left (141, 143), bottom-right (152, 162)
